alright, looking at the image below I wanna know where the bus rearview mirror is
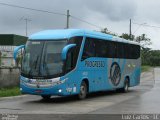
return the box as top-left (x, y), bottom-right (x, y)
top-left (61, 44), bottom-right (76, 61)
top-left (13, 45), bottom-right (25, 60)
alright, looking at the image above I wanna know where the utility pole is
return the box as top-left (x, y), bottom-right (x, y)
top-left (129, 19), bottom-right (132, 40)
top-left (24, 18), bottom-right (31, 37)
top-left (66, 10), bottom-right (70, 29)
top-left (20, 17), bottom-right (31, 37)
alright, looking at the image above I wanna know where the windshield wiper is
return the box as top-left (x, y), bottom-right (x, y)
top-left (35, 56), bottom-right (39, 69)
top-left (43, 54), bottom-right (50, 75)
top-left (28, 56), bottom-right (39, 77)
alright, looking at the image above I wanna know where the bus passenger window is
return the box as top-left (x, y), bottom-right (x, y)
top-left (82, 38), bottom-right (95, 60)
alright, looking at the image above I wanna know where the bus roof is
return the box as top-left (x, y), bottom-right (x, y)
top-left (29, 29), bottom-right (139, 45)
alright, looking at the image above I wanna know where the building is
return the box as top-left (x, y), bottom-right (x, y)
top-left (0, 34), bottom-right (27, 67)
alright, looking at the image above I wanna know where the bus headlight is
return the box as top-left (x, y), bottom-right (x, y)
top-left (50, 77), bottom-right (66, 85)
top-left (58, 89), bottom-right (62, 93)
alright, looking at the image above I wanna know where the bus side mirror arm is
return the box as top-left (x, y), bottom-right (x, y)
top-left (13, 45), bottom-right (25, 60)
top-left (61, 44), bottom-right (76, 61)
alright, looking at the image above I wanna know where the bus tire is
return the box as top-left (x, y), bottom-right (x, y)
top-left (78, 81), bottom-right (87, 100)
top-left (117, 78), bottom-right (129, 93)
top-left (122, 78), bottom-right (129, 93)
top-left (41, 95), bottom-right (51, 100)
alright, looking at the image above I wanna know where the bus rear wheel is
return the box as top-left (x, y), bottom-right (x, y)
top-left (117, 78), bottom-right (129, 93)
top-left (122, 78), bottom-right (129, 92)
top-left (78, 81), bottom-right (87, 100)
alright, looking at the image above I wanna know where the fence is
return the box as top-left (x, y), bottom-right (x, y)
top-left (0, 67), bottom-right (20, 88)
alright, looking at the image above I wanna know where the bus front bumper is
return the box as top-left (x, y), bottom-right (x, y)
top-left (20, 83), bottom-right (69, 96)
top-left (20, 76), bottom-right (74, 96)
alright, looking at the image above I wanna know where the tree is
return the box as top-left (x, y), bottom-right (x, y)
top-left (101, 28), bottom-right (118, 36)
top-left (147, 50), bottom-right (160, 66)
top-left (120, 33), bottom-right (135, 40)
top-left (135, 34), bottom-right (152, 65)
top-left (120, 33), bottom-right (151, 48)
top-left (101, 28), bottom-right (108, 34)
top-left (135, 34), bottom-right (151, 48)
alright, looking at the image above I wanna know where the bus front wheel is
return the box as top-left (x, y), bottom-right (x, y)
top-left (78, 81), bottom-right (87, 100)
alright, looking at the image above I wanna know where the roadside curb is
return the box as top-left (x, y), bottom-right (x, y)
top-left (0, 95), bottom-right (28, 100)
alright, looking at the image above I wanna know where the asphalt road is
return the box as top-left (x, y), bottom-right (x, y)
top-left (0, 68), bottom-right (158, 120)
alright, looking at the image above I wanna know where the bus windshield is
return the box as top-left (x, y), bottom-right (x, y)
top-left (21, 40), bottom-right (67, 78)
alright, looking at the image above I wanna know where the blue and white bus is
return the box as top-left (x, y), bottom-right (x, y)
top-left (14, 29), bottom-right (141, 99)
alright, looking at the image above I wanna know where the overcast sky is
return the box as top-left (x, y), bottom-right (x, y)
top-left (0, 0), bottom-right (160, 49)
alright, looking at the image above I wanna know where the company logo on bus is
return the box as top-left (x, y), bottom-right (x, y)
top-left (110, 62), bottom-right (121, 86)
top-left (85, 61), bottom-right (105, 67)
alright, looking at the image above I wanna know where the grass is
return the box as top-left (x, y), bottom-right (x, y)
top-left (0, 87), bottom-right (21, 97)
top-left (141, 65), bottom-right (151, 72)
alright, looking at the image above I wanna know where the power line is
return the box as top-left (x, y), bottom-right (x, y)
top-left (70, 15), bottom-right (103, 29)
top-left (131, 21), bottom-right (160, 36)
top-left (0, 2), bottom-right (66, 16)
top-left (133, 22), bottom-right (160, 29)
top-left (0, 2), bottom-right (104, 29)
top-left (133, 25), bottom-right (142, 34)
top-left (133, 23), bottom-right (147, 34)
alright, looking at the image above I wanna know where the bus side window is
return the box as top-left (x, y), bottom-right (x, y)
top-left (117, 42), bottom-right (124, 58)
top-left (82, 38), bottom-right (96, 60)
top-left (95, 40), bottom-right (107, 57)
top-left (107, 41), bottom-right (116, 58)
top-left (65, 48), bottom-right (73, 72)
top-left (65, 36), bottom-right (83, 72)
